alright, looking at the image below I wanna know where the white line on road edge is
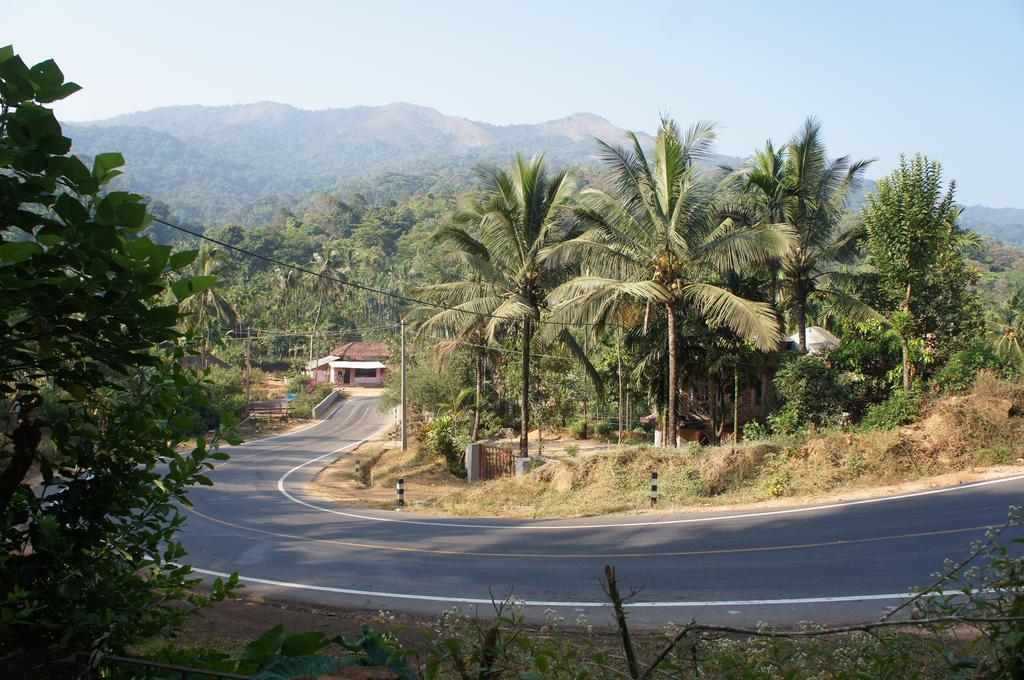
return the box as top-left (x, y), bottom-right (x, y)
top-left (278, 450), bottom-right (1024, 531)
top-left (187, 565), bottom-right (963, 608)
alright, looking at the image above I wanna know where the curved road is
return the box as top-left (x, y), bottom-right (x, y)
top-left (182, 395), bottom-right (1024, 626)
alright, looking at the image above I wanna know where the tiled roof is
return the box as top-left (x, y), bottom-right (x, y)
top-left (329, 341), bottom-right (391, 361)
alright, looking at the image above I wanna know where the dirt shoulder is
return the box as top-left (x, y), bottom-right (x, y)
top-left (308, 376), bottom-right (1024, 519)
top-left (308, 437), bottom-right (1023, 519)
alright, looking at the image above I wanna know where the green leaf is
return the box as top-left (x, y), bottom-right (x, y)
top-left (30, 59), bottom-right (64, 88)
top-left (172, 275), bottom-right (218, 301)
top-left (118, 201), bottom-right (148, 229)
top-left (92, 152), bottom-right (125, 181)
top-left (169, 249), bottom-right (199, 270)
top-left (280, 631), bottom-right (328, 657)
top-left (53, 193), bottom-right (89, 224)
top-left (0, 241), bottom-right (42, 263)
top-left (240, 625), bottom-right (286, 665)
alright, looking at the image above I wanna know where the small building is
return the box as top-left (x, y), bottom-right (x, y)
top-left (305, 354), bottom-right (337, 384)
top-left (307, 341), bottom-right (391, 387)
top-left (786, 326), bottom-right (841, 355)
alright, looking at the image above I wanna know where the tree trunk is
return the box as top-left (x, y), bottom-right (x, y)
top-left (665, 303), bottom-right (678, 448)
top-left (796, 290), bottom-right (807, 353)
top-left (710, 379), bottom-right (718, 445)
top-left (471, 349), bottom-right (482, 441)
top-left (309, 290), bottom-right (326, 365)
top-left (733, 365), bottom-right (740, 444)
top-left (902, 282), bottom-right (913, 391)
top-left (519, 315), bottom-right (532, 457)
top-left (617, 333), bottom-right (623, 445)
top-left (901, 337), bottom-right (911, 392)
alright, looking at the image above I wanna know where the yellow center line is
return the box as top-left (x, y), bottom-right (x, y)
top-left (187, 507), bottom-right (993, 559)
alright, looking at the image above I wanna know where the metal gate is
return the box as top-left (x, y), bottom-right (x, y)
top-left (479, 444), bottom-right (515, 480)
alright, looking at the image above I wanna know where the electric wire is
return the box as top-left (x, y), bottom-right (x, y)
top-left (153, 216), bottom-right (619, 330)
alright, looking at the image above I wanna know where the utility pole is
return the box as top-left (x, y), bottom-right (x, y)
top-left (244, 327), bottom-right (252, 404)
top-left (400, 317), bottom-right (408, 452)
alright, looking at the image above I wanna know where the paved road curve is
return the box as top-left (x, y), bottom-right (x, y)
top-left (182, 395), bottom-right (1024, 626)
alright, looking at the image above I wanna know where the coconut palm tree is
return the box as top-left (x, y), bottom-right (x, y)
top-left (415, 154), bottom-right (592, 456)
top-left (547, 119), bottom-right (791, 447)
top-left (992, 288), bottom-right (1024, 361)
top-left (178, 246), bottom-right (238, 366)
top-left (730, 119), bottom-right (876, 351)
top-left (308, 242), bottom-right (350, 363)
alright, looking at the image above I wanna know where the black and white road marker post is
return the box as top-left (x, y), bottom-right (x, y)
top-left (396, 478), bottom-right (405, 507)
top-left (650, 471), bottom-right (658, 506)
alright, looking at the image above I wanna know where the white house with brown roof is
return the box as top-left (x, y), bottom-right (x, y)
top-left (307, 341), bottom-right (391, 386)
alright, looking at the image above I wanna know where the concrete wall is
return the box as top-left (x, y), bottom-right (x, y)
top-left (311, 390), bottom-right (341, 419)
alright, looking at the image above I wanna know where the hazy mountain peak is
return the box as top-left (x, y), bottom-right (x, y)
top-left (539, 112), bottom-right (651, 146)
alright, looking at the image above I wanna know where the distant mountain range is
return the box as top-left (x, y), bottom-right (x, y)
top-left (64, 102), bottom-right (668, 223)
top-left (65, 101), bottom-right (1023, 242)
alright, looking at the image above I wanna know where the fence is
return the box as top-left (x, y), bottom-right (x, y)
top-left (478, 443), bottom-right (516, 481)
top-left (246, 400), bottom-right (290, 420)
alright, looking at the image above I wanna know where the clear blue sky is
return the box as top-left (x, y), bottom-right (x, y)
top-left (6, 0), bottom-right (1023, 207)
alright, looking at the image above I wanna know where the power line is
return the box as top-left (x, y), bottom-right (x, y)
top-left (153, 216), bottom-right (616, 331)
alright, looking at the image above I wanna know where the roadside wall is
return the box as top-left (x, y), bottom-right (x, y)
top-left (311, 390), bottom-right (341, 419)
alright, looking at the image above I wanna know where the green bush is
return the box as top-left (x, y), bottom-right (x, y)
top-left (861, 390), bottom-right (921, 430)
top-left (770, 355), bottom-right (846, 431)
top-left (932, 343), bottom-right (1018, 394)
top-left (741, 419), bottom-right (770, 441)
top-left (568, 419), bottom-right (589, 439)
top-left (594, 420), bottom-right (614, 439)
top-left (198, 366), bottom-right (247, 430)
top-left (829, 319), bottom-right (902, 413)
top-left (423, 415), bottom-right (465, 478)
top-left (288, 383), bottom-right (335, 418)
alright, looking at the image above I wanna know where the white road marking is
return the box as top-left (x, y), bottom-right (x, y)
top-left (188, 565), bottom-right (964, 609)
top-left (277, 439), bottom-right (1024, 530)
top-left (219, 395), bottom-right (353, 449)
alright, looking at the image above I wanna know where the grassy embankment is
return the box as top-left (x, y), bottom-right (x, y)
top-left (312, 373), bottom-right (1024, 518)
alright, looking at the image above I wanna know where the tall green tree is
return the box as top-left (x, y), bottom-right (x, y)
top-left (0, 46), bottom-right (235, 654)
top-left (178, 246), bottom-right (238, 365)
top-left (731, 119), bottom-right (875, 351)
top-left (547, 120), bottom-right (789, 447)
top-left (416, 155), bottom-right (586, 456)
top-left (991, 288), bottom-right (1024, 361)
top-left (862, 154), bottom-right (963, 390)
top-left (307, 242), bottom-right (351, 362)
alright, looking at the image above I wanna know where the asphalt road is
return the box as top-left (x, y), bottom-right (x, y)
top-left (182, 394), bottom-right (1024, 626)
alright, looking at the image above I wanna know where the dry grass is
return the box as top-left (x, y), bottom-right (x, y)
top-left (313, 375), bottom-right (1024, 518)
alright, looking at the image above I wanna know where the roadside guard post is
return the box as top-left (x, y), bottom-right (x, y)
top-left (396, 478), bottom-right (405, 507)
top-left (650, 471), bottom-right (658, 506)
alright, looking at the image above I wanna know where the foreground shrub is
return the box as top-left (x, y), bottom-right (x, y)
top-left (423, 415), bottom-right (465, 477)
top-left (932, 342), bottom-right (1018, 394)
top-left (568, 418), bottom-right (589, 439)
top-left (861, 389), bottom-right (922, 430)
top-left (0, 47), bottom-right (236, 656)
top-left (287, 382), bottom-right (336, 418)
top-left (770, 355), bottom-right (847, 431)
top-left (594, 420), bottom-right (615, 439)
